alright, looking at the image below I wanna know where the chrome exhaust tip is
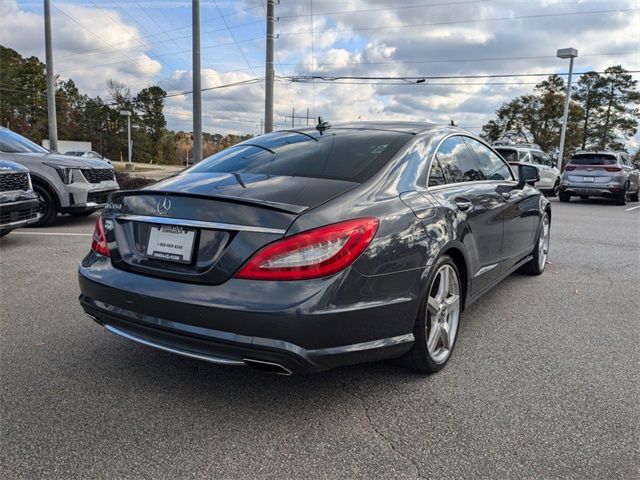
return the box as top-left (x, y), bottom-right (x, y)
top-left (243, 358), bottom-right (293, 376)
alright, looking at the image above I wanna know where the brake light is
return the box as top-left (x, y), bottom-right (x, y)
top-left (564, 165), bottom-right (576, 171)
top-left (234, 218), bottom-right (379, 280)
top-left (604, 166), bottom-right (622, 172)
top-left (91, 216), bottom-right (110, 257)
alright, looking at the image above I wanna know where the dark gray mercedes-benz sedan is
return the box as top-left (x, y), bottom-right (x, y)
top-left (78, 122), bottom-right (550, 375)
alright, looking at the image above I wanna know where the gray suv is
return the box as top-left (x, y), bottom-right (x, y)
top-left (559, 151), bottom-right (640, 205)
top-left (0, 127), bottom-right (119, 226)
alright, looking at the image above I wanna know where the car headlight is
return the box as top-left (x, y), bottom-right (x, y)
top-left (44, 163), bottom-right (79, 184)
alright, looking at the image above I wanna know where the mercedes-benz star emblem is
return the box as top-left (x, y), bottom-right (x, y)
top-left (157, 197), bottom-right (171, 215)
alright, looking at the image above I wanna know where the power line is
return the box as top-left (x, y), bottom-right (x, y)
top-left (213, 0), bottom-right (257, 75)
top-left (277, 8), bottom-right (639, 36)
top-left (53, 7), bottom-right (264, 61)
top-left (56, 37), bottom-right (264, 75)
top-left (278, 0), bottom-right (495, 19)
top-left (288, 70), bottom-right (640, 82)
top-left (278, 51), bottom-right (639, 68)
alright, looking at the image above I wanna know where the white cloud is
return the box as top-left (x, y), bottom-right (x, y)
top-left (0, 0), bottom-right (161, 96)
top-left (1, 0), bottom-right (639, 148)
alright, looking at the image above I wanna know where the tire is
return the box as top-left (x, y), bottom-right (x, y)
top-left (401, 254), bottom-right (462, 374)
top-left (559, 192), bottom-right (570, 202)
top-left (69, 208), bottom-right (97, 217)
top-left (0, 231), bottom-right (9, 238)
top-left (629, 190), bottom-right (639, 202)
top-left (31, 183), bottom-right (58, 227)
top-left (615, 189), bottom-right (627, 206)
top-left (519, 211), bottom-right (550, 275)
top-left (548, 180), bottom-right (559, 197)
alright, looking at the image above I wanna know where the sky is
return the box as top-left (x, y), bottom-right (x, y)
top-left (1, 0), bottom-right (639, 149)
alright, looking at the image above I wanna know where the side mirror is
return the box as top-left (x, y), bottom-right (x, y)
top-left (517, 164), bottom-right (540, 187)
top-left (635, 163), bottom-right (640, 170)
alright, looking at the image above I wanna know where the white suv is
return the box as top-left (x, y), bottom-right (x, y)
top-left (0, 127), bottom-right (119, 226)
top-left (494, 143), bottom-right (560, 196)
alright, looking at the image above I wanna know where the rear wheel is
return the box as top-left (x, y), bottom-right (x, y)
top-left (559, 192), bottom-right (570, 202)
top-left (615, 187), bottom-right (627, 206)
top-left (629, 190), bottom-right (639, 202)
top-left (519, 211), bottom-right (550, 276)
top-left (31, 184), bottom-right (58, 227)
top-left (402, 255), bottom-right (461, 374)
top-left (548, 180), bottom-right (559, 197)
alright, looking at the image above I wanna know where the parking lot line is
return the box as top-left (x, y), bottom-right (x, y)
top-left (11, 231), bottom-right (92, 236)
top-left (625, 205), bottom-right (640, 211)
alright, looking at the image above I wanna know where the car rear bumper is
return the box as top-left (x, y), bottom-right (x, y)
top-left (559, 184), bottom-right (625, 197)
top-left (78, 259), bottom-right (421, 373)
top-left (0, 197), bottom-right (40, 231)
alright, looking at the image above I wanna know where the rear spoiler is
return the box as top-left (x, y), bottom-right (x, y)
top-left (109, 188), bottom-right (308, 214)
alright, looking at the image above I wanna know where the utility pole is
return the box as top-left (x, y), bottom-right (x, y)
top-left (44, 0), bottom-right (58, 152)
top-left (192, 0), bottom-right (203, 163)
top-left (119, 110), bottom-right (132, 165)
top-left (264, 0), bottom-right (275, 133)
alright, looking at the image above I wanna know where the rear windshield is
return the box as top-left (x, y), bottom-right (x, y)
top-left (187, 129), bottom-right (410, 182)
top-left (570, 154), bottom-right (617, 166)
top-left (495, 148), bottom-right (518, 162)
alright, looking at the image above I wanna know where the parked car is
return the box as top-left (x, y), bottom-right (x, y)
top-left (0, 127), bottom-right (119, 226)
top-left (78, 122), bottom-right (550, 375)
top-left (0, 160), bottom-right (40, 237)
top-left (559, 150), bottom-right (640, 205)
top-left (494, 143), bottom-right (560, 196)
top-left (65, 150), bottom-right (113, 165)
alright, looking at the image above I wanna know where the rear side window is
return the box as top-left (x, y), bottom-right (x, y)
top-left (434, 136), bottom-right (483, 184)
top-left (530, 152), bottom-right (544, 165)
top-left (188, 130), bottom-right (410, 182)
top-left (464, 138), bottom-right (513, 181)
top-left (495, 148), bottom-right (518, 163)
top-left (428, 157), bottom-right (448, 186)
top-left (570, 154), bottom-right (617, 166)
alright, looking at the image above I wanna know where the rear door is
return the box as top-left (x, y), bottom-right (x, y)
top-left (427, 135), bottom-right (505, 294)
top-left (464, 138), bottom-right (539, 271)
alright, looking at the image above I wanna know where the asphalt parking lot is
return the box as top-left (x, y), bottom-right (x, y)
top-left (1, 198), bottom-right (639, 479)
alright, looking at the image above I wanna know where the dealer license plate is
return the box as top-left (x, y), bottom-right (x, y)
top-left (146, 225), bottom-right (196, 263)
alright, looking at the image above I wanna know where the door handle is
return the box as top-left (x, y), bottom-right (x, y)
top-left (454, 197), bottom-right (472, 211)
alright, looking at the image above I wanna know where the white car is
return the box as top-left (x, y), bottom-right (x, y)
top-left (494, 144), bottom-right (560, 196)
top-left (65, 150), bottom-right (112, 165)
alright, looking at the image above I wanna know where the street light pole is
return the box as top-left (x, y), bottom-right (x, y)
top-left (556, 47), bottom-right (578, 171)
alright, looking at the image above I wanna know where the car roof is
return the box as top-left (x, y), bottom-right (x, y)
top-left (282, 121), bottom-right (441, 135)
top-left (572, 150), bottom-right (621, 158)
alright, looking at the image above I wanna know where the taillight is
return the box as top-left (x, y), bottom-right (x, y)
top-left (564, 165), bottom-right (576, 171)
top-left (604, 166), bottom-right (622, 172)
top-left (91, 216), bottom-right (110, 257)
top-left (234, 218), bottom-right (379, 281)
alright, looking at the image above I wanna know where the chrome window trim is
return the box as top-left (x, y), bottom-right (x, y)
top-left (425, 133), bottom-right (515, 190)
top-left (116, 214), bottom-right (286, 235)
top-left (104, 324), bottom-right (245, 366)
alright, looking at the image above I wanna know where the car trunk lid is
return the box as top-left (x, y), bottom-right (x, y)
top-left (103, 172), bottom-right (358, 284)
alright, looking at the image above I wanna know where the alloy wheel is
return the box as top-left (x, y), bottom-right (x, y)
top-left (426, 264), bottom-right (461, 364)
top-left (538, 215), bottom-right (550, 270)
